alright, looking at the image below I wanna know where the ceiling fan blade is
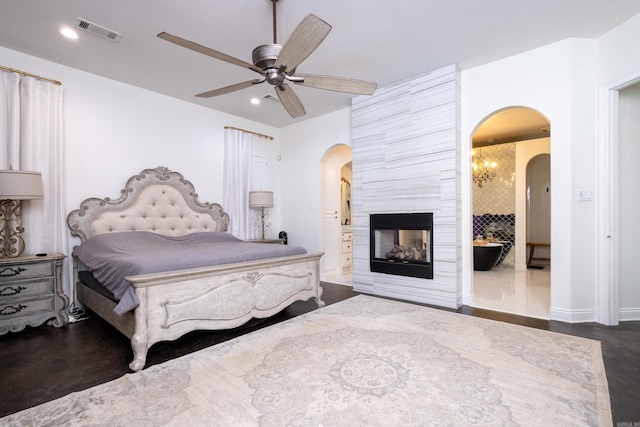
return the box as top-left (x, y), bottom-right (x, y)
top-left (274, 14), bottom-right (332, 74)
top-left (275, 84), bottom-right (306, 118)
top-left (293, 73), bottom-right (377, 95)
top-left (196, 79), bottom-right (263, 98)
top-left (158, 32), bottom-right (263, 74)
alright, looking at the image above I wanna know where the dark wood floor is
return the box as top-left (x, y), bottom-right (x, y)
top-left (1, 283), bottom-right (639, 425)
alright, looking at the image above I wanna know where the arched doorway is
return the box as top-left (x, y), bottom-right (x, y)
top-left (320, 144), bottom-right (353, 285)
top-left (470, 107), bottom-right (551, 318)
top-left (526, 154), bottom-right (551, 267)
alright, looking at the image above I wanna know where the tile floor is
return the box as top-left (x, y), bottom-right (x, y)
top-left (322, 267), bottom-right (353, 286)
top-left (472, 263), bottom-right (550, 319)
top-left (322, 264), bottom-right (551, 319)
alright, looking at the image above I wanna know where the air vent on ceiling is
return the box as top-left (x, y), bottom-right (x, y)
top-left (76, 18), bottom-right (121, 42)
top-left (262, 94), bottom-right (280, 103)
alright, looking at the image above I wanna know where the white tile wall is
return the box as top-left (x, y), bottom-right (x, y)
top-left (351, 64), bottom-right (462, 308)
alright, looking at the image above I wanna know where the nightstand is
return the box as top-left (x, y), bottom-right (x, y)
top-left (0, 253), bottom-right (69, 335)
top-left (342, 231), bottom-right (353, 268)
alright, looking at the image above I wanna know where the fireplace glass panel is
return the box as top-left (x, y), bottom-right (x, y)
top-left (370, 213), bottom-right (433, 279)
top-left (374, 229), bottom-right (431, 264)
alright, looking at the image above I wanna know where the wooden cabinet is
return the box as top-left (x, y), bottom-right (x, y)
top-left (323, 208), bottom-right (340, 273)
top-left (342, 231), bottom-right (353, 268)
top-left (0, 253), bottom-right (69, 335)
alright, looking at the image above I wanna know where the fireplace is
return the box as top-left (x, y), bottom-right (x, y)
top-left (370, 213), bottom-right (434, 279)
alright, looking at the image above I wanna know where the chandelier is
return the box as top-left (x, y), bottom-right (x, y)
top-left (471, 150), bottom-right (498, 188)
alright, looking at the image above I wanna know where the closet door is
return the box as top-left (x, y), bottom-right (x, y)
top-left (322, 160), bottom-right (341, 273)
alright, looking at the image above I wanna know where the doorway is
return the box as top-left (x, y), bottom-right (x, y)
top-left (471, 107), bottom-right (551, 319)
top-left (615, 82), bottom-right (640, 321)
top-left (320, 144), bottom-right (353, 286)
top-left (526, 154), bottom-right (551, 267)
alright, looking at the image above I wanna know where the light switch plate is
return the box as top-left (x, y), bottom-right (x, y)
top-left (577, 189), bottom-right (593, 201)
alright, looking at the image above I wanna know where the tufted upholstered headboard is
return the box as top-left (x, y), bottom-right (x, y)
top-left (67, 166), bottom-right (230, 243)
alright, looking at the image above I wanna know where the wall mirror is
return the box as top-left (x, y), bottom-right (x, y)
top-left (341, 177), bottom-right (351, 225)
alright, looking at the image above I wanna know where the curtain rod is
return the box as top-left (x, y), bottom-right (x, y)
top-left (0, 65), bottom-right (62, 85)
top-left (224, 126), bottom-right (273, 140)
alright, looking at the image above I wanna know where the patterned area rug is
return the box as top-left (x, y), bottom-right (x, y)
top-left (2, 295), bottom-right (611, 426)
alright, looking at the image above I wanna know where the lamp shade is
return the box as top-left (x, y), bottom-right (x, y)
top-left (0, 170), bottom-right (44, 200)
top-left (249, 191), bottom-right (273, 208)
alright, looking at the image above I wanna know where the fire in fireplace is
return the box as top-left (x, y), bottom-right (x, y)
top-left (370, 213), bottom-right (434, 279)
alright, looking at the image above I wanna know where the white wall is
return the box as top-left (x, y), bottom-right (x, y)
top-left (597, 13), bottom-right (640, 87)
top-left (462, 38), bottom-right (598, 322)
top-left (278, 108), bottom-right (352, 251)
top-left (1, 46), bottom-right (280, 299)
top-left (1, 45), bottom-right (280, 210)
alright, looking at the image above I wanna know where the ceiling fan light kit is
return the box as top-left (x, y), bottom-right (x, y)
top-left (158, 0), bottom-right (377, 118)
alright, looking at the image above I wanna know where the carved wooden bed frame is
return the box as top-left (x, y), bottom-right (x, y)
top-left (67, 166), bottom-right (324, 371)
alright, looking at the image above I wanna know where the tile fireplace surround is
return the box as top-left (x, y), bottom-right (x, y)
top-left (351, 64), bottom-right (462, 309)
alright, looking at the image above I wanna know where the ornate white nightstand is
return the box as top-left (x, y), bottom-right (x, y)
top-left (0, 253), bottom-right (69, 335)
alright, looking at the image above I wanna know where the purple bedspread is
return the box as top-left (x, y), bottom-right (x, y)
top-left (72, 231), bottom-right (307, 315)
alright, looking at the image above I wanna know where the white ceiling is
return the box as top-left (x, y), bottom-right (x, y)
top-left (2, 1), bottom-right (640, 128)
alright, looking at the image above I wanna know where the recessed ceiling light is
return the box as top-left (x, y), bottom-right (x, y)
top-left (60, 27), bottom-right (78, 39)
top-left (250, 97), bottom-right (260, 105)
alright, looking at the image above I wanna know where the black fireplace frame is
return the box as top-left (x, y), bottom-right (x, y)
top-left (369, 213), bottom-right (434, 279)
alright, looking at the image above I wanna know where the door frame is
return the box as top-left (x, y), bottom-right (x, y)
top-left (597, 72), bottom-right (640, 325)
top-left (320, 144), bottom-right (352, 277)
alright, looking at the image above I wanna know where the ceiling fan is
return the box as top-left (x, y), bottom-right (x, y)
top-left (157, 0), bottom-right (377, 118)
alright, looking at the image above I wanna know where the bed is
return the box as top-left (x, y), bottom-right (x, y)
top-left (67, 166), bottom-right (324, 371)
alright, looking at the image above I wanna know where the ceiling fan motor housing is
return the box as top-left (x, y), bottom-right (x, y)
top-left (252, 44), bottom-right (281, 70)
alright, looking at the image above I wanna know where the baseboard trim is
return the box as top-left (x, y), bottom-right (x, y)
top-left (549, 307), bottom-right (597, 323)
top-left (618, 307), bottom-right (640, 322)
top-left (461, 293), bottom-right (473, 306)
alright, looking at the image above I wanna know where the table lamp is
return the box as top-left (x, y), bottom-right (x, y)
top-left (0, 170), bottom-right (44, 258)
top-left (249, 191), bottom-right (273, 240)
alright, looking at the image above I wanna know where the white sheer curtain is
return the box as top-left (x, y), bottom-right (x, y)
top-left (223, 128), bottom-right (252, 239)
top-left (0, 71), bottom-right (20, 167)
top-left (0, 71), bottom-right (68, 299)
